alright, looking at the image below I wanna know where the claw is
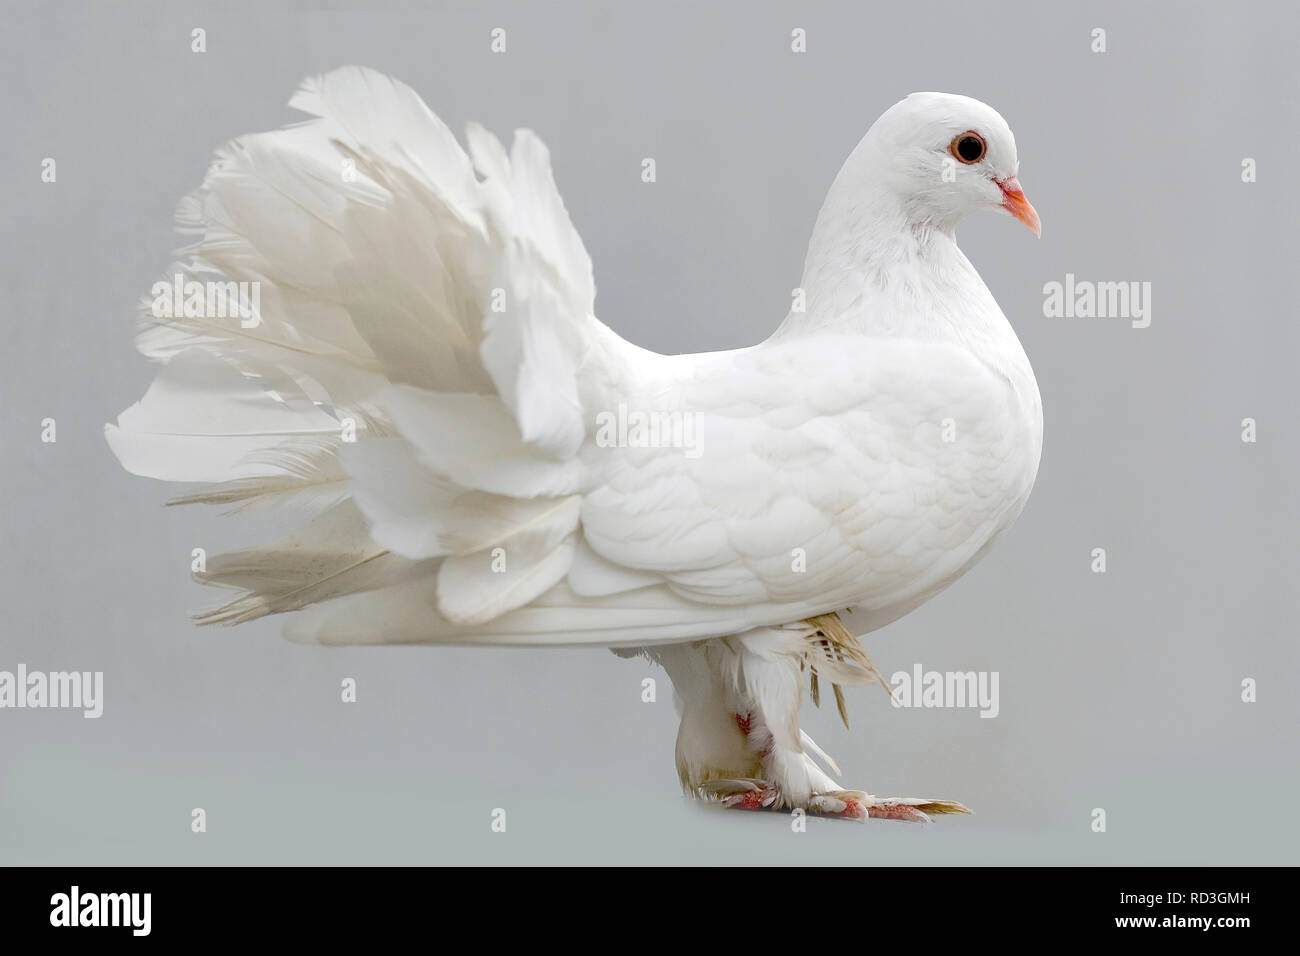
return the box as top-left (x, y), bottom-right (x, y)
top-left (808, 789), bottom-right (870, 820)
top-left (698, 778), bottom-right (781, 811)
top-left (721, 789), bottom-right (778, 811)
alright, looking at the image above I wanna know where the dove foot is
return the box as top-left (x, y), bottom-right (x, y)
top-left (698, 779), bottom-right (971, 822)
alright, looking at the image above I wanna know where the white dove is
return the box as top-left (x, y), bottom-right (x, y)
top-left (107, 67), bottom-right (1043, 822)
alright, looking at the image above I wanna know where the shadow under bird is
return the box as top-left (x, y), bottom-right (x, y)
top-left (107, 67), bottom-right (1043, 822)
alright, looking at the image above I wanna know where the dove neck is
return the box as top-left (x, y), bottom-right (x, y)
top-left (770, 170), bottom-right (1039, 418)
top-left (776, 147), bottom-right (997, 344)
top-left (771, 177), bottom-right (1036, 400)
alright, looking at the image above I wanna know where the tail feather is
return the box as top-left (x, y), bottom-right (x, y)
top-left (107, 66), bottom-right (603, 637)
top-left (192, 502), bottom-right (429, 625)
top-left (166, 439), bottom-right (349, 514)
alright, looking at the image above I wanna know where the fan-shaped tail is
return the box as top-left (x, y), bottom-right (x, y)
top-left (106, 66), bottom-right (607, 636)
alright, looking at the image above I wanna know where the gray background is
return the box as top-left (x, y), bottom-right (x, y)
top-left (1, 0), bottom-right (1296, 865)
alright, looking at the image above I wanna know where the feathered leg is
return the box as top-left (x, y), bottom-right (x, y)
top-left (649, 621), bottom-right (971, 823)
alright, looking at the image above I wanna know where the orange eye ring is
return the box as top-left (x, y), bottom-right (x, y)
top-left (949, 130), bottom-right (987, 165)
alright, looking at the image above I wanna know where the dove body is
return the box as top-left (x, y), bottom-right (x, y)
top-left (108, 71), bottom-right (1042, 819)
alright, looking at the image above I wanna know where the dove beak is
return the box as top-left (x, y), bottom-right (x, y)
top-left (995, 176), bottom-right (1041, 237)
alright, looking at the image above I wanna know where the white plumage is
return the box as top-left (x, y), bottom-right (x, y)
top-left (107, 68), bottom-right (1043, 821)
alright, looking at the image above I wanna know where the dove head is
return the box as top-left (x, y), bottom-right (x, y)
top-left (851, 92), bottom-right (1040, 237)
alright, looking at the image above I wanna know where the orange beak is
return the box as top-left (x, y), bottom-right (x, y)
top-left (996, 176), bottom-right (1041, 237)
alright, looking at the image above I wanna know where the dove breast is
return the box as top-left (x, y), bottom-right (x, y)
top-left (576, 326), bottom-right (1042, 630)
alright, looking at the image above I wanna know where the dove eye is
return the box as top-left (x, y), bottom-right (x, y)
top-left (950, 131), bottom-right (986, 164)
